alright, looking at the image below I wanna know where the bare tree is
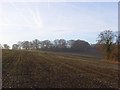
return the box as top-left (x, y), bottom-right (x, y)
top-left (29, 41), bottom-right (35, 50)
top-left (12, 44), bottom-right (19, 50)
top-left (41, 40), bottom-right (52, 49)
top-left (97, 30), bottom-right (116, 60)
top-left (72, 39), bottom-right (90, 52)
top-left (22, 41), bottom-right (30, 50)
top-left (54, 39), bottom-right (59, 48)
top-left (3, 44), bottom-right (10, 49)
top-left (58, 39), bottom-right (67, 48)
top-left (32, 39), bottom-right (40, 50)
top-left (17, 41), bottom-right (23, 49)
top-left (67, 40), bottom-right (75, 48)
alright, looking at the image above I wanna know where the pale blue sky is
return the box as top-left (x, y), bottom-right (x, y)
top-left (0, 2), bottom-right (118, 47)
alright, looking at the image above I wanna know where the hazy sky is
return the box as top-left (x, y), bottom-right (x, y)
top-left (0, 2), bottom-right (118, 47)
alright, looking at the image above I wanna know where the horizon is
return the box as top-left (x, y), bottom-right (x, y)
top-left (0, 2), bottom-right (118, 47)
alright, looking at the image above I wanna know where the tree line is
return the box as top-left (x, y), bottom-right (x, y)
top-left (1, 39), bottom-right (97, 54)
top-left (0, 30), bottom-right (119, 62)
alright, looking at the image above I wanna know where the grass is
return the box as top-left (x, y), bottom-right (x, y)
top-left (2, 49), bottom-right (119, 88)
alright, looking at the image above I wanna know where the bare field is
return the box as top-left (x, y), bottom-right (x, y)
top-left (2, 50), bottom-right (119, 88)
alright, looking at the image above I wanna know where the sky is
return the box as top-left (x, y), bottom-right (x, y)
top-left (0, 1), bottom-right (118, 47)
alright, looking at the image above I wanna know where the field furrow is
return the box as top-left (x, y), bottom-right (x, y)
top-left (2, 50), bottom-right (119, 88)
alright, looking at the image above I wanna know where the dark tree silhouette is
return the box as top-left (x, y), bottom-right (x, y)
top-left (22, 41), bottom-right (30, 50)
top-left (3, 44), bottom-right (10, 49)
top-left (12, 44), bottom-right (19, 50)
top-left (97, 30), bottom-right (116, 60)
top-left (32, 39), bottom-right (41, 50)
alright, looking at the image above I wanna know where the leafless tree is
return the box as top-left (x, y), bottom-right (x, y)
top-left (22, 41), bottom-right (30, 50)
top-left (17, 41), bottom-right (23, 49)
top-left (58, 39), bottom-right (67, 48)
top-left (41, 40), bottom-right (52, 49)
top-left (67, 40), bottom-right (75, 48)
top-left (97, 30), bottom-right (116, 60)
top-left (32, 39), bottom-right (41, 50)
top-left (3, 44), bottom-right (10, 49)
top-left (12, 44), bottom-right (19, 50)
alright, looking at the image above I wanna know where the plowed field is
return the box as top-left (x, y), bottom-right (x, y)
top-left (2, 50), bottom-right (119, 88)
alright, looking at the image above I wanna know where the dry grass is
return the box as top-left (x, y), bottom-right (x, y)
top-left (101, 59), bottom-right (120, 64)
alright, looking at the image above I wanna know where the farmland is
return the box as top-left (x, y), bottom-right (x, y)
top-left (2, 49), bottom-right (119, 88)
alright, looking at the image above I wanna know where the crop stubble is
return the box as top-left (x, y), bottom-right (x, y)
top-left (2, 50), bottom-right (119, 88)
